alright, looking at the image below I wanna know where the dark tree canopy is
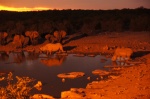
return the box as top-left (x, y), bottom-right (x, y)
top-left (0, 8), bottom-right (150, 36)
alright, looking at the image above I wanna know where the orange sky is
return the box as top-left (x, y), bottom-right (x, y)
top-left (0, 5), bottom-right (51, 11)
top-left (0, 0), bottom-right (150, 11)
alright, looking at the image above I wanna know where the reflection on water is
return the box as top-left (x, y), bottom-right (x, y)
top-left (112, 60), bottom-right (131, 66)
top-left (12, 51), bottom-right (26, 64)
top-left (0, 51), bottom-right (9, 61)
top-left (40, 55), bottom-right (66, 67)
top-left (0, 51), bottom-right (111, 98)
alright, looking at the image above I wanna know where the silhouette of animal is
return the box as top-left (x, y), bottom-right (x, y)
top-left (13, 35), bottom-right (29, 48)
top-left (53, 30), bottom-right (66, 43)
top-left (112, 47), bottom-right (133, 61)
top-left (45, 34), bottom-right (57, 43)
top-left (0, 32), bottom-right (8, 45)
top-left (25, 31), bottom-right (39, 45)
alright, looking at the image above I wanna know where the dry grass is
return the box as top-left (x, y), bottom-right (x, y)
top-left (0, 72), bottom-right (42, 98)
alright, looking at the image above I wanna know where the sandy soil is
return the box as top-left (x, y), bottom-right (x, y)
top-left (0, 31), bottom-right (150, 99)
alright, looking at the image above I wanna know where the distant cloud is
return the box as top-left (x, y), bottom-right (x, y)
top-left (0, 5), bottom-right (51, 11)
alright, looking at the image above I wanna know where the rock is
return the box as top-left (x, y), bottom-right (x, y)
top-left (92, 69), bottom-right (109, 76)
top-left (61, 88), bottom-right (85, 98)
top-left (74, 54), bottom-right (85, 57)
top-left (87, 76), bottom-right (91, 80)
top-left (62, 78), bottom-right (65, 82)
top-left (0, 77), bottom-right (5, 81)
top-left (34, 81), bottom-right (42, 91)
top-left (30, 94), bottom-right (54, 99)
top-left (57, 72), bottom-right (85, 79)
top-left (61, 91), bottom-right (84, 98)
top-left (109, 75), bottom-right (119, 79)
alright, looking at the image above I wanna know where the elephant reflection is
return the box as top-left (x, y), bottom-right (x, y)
top-left (25, 52), bottom-right (40, 66)
top-left (26, 52), bottom-right (39, 60)
top-left (0, 32), bottom-right (8, 45)
top-left (0, 52), bottom-right (9, 61)
top-left (40, 55), bottom-right (66, 66)
top-left (12, 51), bottom-right (26, 64)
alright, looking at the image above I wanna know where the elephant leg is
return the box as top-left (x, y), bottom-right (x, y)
top-left (32, 38), bottom-right (38, 45)
top-left (1, 38), bottom-right (6, 45)
top-left (23, 37), bottom-right (29, 47)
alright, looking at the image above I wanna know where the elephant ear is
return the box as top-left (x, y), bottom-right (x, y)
top-left (60, 30), bottom-right (66, 38)
top-left (25, 31), bottom-right (31, 37)
top-left (23, 37), bottom-right (29, 47)
top-left (33, 31), bottom-right (39, 38)
top-left (45, 34), bottom-right (51, 40)
top-left (20, 35), bottom-right (25, 42)
top-left (13, 35), bottom-right (20, 42)
top-left (53, 31), bottom-right (59, 38)
top-left (3, 32), bottom-right (8, 38)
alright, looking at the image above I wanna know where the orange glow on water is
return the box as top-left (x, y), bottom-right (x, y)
top-left (0, 5), bottom-right (51, 12)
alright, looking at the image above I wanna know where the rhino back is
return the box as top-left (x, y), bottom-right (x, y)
top-left (45, 43), bottom-right (60, 51)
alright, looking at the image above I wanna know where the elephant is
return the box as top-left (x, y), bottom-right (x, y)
top-left (13, 35), bottom-right (29, 48)
top-left (40, 43), bottom-right (64, 55)
top-left (0, 32), bottom-right (8, 45)
top-left (25, 31), bottom-right (39, 45)
top-left (111, 47), bottom-right (133, 61)
top-left (53, 30), bottom-right (67, 44)
top-left (45, 34), bottom-right (57, 43)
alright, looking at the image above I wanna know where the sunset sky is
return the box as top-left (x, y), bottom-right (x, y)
top-left (0, 0), bottom-right (150, 11)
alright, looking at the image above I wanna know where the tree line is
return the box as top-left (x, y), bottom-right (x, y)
top-left (0, 7), bottom-right (150, 37)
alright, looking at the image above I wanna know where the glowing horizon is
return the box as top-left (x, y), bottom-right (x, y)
top-left (0, 5), bottom-right (52, 12)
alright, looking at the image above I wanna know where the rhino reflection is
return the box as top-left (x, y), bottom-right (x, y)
top-left (40, 55), bottom-right (66, 66)
top-left (112, 61), bottom-right (128, 66)
top-left (0, 52), bottom-right (9, 61)
top-left (13, 51), bottom-right (25, 64)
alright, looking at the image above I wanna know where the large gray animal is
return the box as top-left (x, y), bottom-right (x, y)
top-left (40, 43), bottom-right (64, 54)
top-left (111, 47), bottom-right (133, 61)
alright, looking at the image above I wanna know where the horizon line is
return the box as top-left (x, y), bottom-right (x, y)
top-left (0, 5), bottom-right (149, 12)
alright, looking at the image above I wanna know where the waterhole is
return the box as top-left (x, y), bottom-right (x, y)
top-left (0, 51), bottom-right (112, 98)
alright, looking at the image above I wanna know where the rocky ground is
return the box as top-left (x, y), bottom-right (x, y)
top-left (61, 54), bottom-right (150, 99)
top-left (0, 31), bottom-right (150, 99)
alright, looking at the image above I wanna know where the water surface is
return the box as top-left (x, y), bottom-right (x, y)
top-left (0, 51), bottom-right (111, 98)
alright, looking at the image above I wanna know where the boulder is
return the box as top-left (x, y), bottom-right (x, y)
top-left (92, 69), bottom-right (109, 76)
top-left (57, 72), bottom-right (85, 79)
top-left (30, 94), bottom-right (54, 99)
